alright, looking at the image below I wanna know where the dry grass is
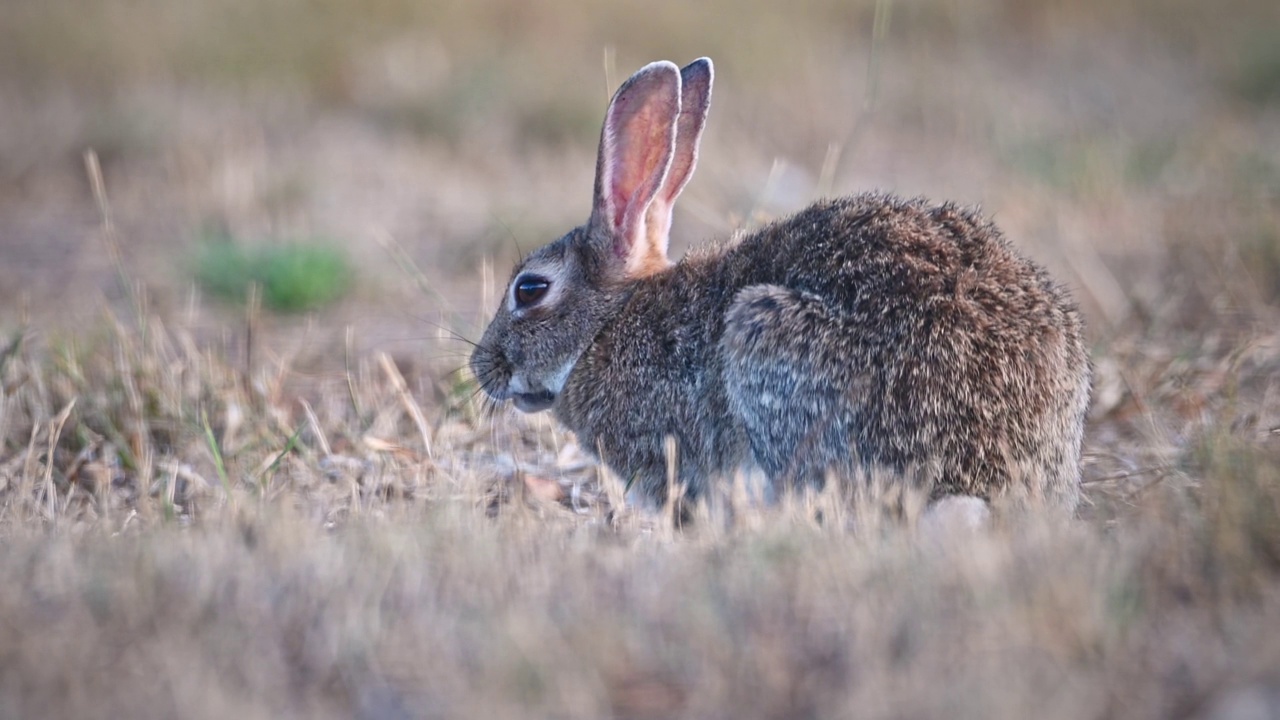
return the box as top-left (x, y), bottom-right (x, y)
top-left (1, 0), bottom-right (1280, 717)
top-left (0, 315), bottom-right (1278, 718)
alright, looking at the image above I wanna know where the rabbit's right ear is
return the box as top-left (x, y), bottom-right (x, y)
top-left (589, 61), bottom-right (682, 278)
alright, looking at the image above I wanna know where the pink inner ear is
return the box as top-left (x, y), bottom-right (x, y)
top-left (606, 93), bottom-right (678, 238)
top-left (592, 62), bottom-right (681, 270)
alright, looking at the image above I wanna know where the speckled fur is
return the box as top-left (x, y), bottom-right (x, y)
top-left (471, 60), bottom-right (1091, 511)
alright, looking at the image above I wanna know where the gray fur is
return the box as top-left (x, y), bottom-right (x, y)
top-left (470, 59), bottom-right (1091, 511)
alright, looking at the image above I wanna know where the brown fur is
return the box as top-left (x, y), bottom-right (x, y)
top-left (470, 59), bottom-right (1091, 511)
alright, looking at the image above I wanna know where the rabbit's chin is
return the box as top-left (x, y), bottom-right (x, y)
top-left (512, 390), bottom-right (556, 413)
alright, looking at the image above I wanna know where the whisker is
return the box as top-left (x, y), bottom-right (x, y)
top-left (429, 326), bottom-right (482, 350)
top-left (440, 364), bottom-right (472, 379)
top-left (399, 313), bottom-right (484, 350)
top-left (380, 334), bottom-right (476, 347)
top-left (413, 352), bottom-right (474, 364)
top-left (491, 214), bottom-right (525, 263)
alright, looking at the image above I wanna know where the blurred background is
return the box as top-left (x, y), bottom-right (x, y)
top-left (1, 0), bottom-right (1278, 355)
top-left (1, 8), bottom-right (1279, 716)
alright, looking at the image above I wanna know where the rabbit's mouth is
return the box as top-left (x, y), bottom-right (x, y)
top-left (512, 390), bottom-right (556, 413)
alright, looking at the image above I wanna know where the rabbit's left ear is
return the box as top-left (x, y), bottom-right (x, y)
top-left (644, 58), bottom-right (713, 265)
top-left (589, 61), bottom-right (682, 278)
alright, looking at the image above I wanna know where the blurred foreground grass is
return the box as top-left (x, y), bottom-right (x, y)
top-left (1, 471), bottom-right (1278, 720)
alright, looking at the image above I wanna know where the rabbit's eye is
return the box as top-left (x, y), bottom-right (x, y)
top-left (514, 276), bottom-right (551, 308)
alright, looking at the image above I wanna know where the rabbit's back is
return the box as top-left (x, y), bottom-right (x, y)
top-left (719, 193), bottom-right (1091, 507)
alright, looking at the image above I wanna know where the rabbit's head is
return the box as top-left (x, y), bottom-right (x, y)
top-left (471, 59), bottom-right (713, 412)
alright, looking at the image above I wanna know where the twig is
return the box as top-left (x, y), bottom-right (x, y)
top-left (42, 399), bottom-right (77, 523)
top-left (378, 352), bottom-right (433, 458)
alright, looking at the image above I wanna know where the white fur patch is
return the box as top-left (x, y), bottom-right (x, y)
top-left (508, 359), bottom-right (575, 398)
top-left (545, 360), bottom-right (576, 394)
top-left (507, 373), bottom-right (532, 395)
top-left (919, 495), bottom-right (991, 538)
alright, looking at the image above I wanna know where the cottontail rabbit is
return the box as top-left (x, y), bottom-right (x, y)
top-left (470, 58), bottom-right (1091, 511)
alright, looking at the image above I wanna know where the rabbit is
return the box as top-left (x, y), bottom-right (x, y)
top-left (470, 57), bottom-right (1092, 512)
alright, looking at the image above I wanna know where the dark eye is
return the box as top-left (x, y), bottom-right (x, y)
top-left (514, 276), bottom-right (550, 308)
